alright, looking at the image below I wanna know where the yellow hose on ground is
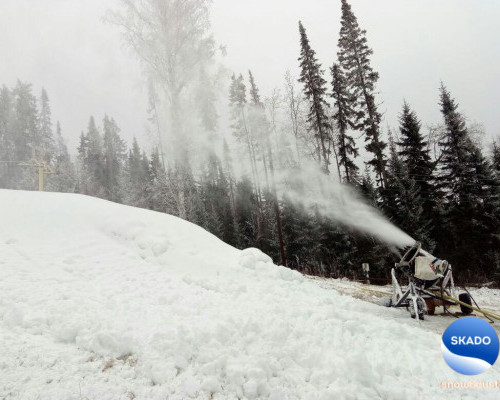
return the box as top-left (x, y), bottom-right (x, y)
top-left (440, 293), bottom-right (500, 322)
top-left (358, 286), bottom-right (391, 296)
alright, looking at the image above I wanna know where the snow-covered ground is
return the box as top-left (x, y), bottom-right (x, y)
top-left (1, 190), bottom-right (499, 400)
top-left (309, 277), bottom-right (500, 336)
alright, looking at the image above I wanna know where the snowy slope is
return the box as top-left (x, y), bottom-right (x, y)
top-left (1, 190), bottom-right (499, 400)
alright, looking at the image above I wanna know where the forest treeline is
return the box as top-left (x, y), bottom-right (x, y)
top-left (1, 0), bottom-right (499, 284)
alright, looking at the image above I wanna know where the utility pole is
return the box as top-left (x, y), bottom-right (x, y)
top-left (38, 165), bottom-right (44, 191)
top-left (362, 263), bottom-right (370, 284)
top-left (18, 161), bottom-right (55, 191)
top-left (1, 143), bottom-right (55, 191)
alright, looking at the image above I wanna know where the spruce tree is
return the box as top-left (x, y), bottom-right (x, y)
top-left (397, 102), bottom-right (435, 218)
top-left (198, 154), bottom-right (237, 246)
top-left (247, 71), bottom-right (287, 266)
top-left (126, 138), bottom-right (144, 205)
top-left (436, 84), bottom-right (473, 272)
top-left (397, 102), bottom-right (433, 178)
top-left (491, 141), bottom-right (500, 179)
top-left (13, 82), bottom-right (39, 158)
top-left (12, 81), bottom-right (40, 188)
top-left (247, 70), bottom-right (267, 187)
top-left (76, 118), bottom-right (97, 196)
top-left (55, 122), bottom-right (67, 161)
top-left (234, 176), bottom-right (258, 248)
top-left (222, 138), bottom-right (236, 215)
top-left (196, 64), bottom-right (219, 185)
top-left (337, 0), bottom-right (386, 186)
top-left (298, 21), bottom-right (332, 173)
top-left (280, 196), bottom-right (315, 271)
top-left (359, 166), bottom-right (377, 206)
top-left (221, 139), bottom-right (241, 245)
top-left (0, 86), bottom-right (14, 187)
top-left (103, 115), bottom-right (127, 202)
top-left (310, 214), bottom-right (354, 277)
top-left (248, 70), bottom-right (262, 106)
top-left (149, 147), bottom-right (168, 212)
top-left (39, 88), bottom-right (55, 162)
top-left (229, 73), bottom-right (261, 199)
top-left (196, 65), bottom-right (218, 136)
top-left (436, 84), bottom-right (500, 280)
top-left (386, 135), bottom-right (434, 250)
top-left (467, 146), bottom-right (500, 279)
top-left (330, 63), bottom-right (358, 183)
top-left (438, 84), bottom-right (474, 206)
top-left (141, 150), bottom-right (153, 209)
top-left (47, 122), bottom-right (76, 193)
top-left (85, 116), bottom-right (106, 197)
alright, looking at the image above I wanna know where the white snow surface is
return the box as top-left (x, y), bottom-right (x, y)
top-left (1, 190), bottom-right (499, 400)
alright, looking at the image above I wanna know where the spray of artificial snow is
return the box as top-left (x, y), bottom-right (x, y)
top-left (278, 161), bottom-right (415, 248)
top-left (109, 0), bottom-right (415, 251)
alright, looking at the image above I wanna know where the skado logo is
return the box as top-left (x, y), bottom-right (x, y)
top-left (442, 317), bottom-right (499, 375)
top-left (451, 336), bottom-right (491, 346)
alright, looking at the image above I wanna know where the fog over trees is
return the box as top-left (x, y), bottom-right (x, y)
top-left (1, 0), bottom-right (499, 284)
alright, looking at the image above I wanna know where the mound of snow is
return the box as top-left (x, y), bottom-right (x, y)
top-left (0, 190), bottom-right (498, 399)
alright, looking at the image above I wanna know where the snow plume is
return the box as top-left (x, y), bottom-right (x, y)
top-left (109, 0), bottom-right (414, 249)
top-left (278, 161), bottom-right (415, 248)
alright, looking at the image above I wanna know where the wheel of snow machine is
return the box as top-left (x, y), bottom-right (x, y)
top-left (459, 293), bottom-right (473, 315)
top-left (424, 298), bottom-right (436, 315)
top-left (410, 297), bottom-right (425, 320)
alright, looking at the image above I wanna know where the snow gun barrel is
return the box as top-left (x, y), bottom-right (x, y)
top-left (396, 242), bottom-right (450, 283)
top-left (399, 242), bottom-right (438, 263)
top-left (397, 242), bottom-right (425, 267)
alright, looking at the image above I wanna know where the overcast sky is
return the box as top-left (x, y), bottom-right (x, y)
top-left (1, 0), bottom-right (499, 151)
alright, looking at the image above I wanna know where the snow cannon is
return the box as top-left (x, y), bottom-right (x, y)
top-left (385, 242), bottom-right (472, 320)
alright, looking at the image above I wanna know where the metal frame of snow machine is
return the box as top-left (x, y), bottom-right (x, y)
top-left (387, 242), bottom-right (472, 320)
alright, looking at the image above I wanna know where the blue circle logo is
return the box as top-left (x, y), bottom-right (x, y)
top-left (442, 317), bottom-right (499, 375)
